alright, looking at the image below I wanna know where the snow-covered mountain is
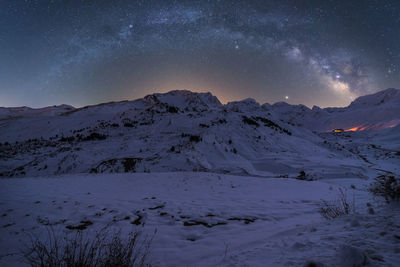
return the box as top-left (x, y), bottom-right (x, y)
top-left (266, 88), bottom-right (400, 132)
top-left (349, 88), bottom-right (400, 108)
top-left (1, 89), bottom-right (399, 267)
top-left (0, 104), bottom-right (74, 119)
top-left (0, 89), bottom-right (399, 178)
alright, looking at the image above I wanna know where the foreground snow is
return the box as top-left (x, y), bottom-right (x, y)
top-left (0, 172), bottom-right (399, 266)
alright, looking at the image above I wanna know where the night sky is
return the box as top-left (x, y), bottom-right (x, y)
top-left (1, 0), bottom-right (399, 108)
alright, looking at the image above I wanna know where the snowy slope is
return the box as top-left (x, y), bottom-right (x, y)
top-left (267, 88), bottom-right (400, 132)
top-left (348, 88), bottom-right (400, 108)
top-left (0, 104), bottom-right (75, 120)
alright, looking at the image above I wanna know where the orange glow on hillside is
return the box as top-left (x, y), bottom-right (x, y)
top-left (343, 119), bottom-right (400, 132)
top-left (345, 126), bottom-right (368, 132)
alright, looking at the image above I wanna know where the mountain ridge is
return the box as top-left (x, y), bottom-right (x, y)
top-left (1, 88), bottom-right (399, 116)
top-left (0, 88), bottom-right (399, 178)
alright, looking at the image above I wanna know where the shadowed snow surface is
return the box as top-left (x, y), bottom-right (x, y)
top-left (0, 173), bottom-right (399, 266)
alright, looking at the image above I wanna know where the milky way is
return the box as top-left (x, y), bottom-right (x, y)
top-left (1, 0), bottom-right (399, 107)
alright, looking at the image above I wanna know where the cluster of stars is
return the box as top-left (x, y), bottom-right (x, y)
top-left (0, 0), bottom-right (399, 108)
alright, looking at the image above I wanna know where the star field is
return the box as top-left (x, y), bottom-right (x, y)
top-left (1, 0), bottom-right (399, 107)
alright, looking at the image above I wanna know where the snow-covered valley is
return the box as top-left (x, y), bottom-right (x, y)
top-left (0, 89), bottom-right (399, 266)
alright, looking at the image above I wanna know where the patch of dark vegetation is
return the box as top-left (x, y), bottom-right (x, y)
top-left (253, 116), bottom-right (273, 125)
top-left (189, 135), bottom-right (201, 142)
top-left (3, 222), bottom-right (15, 228)
top-left (358, 154), bottom-right (371, 164)
top-left (167, 106), bottom-right (179, 113)
top-left (199, 123), bottom-right (210, 128)
top-left (170, 146), bottom-right (175, 152)
top-left (91, 157), bottom-right (142, 173)
top-left (96, 120), bottom-right (119, 129)
top-left (81, 132), bottom-right (107, 141)
top-left (304, 260), bottom-right (325, 267)
top-left (17, 166), bottom-right (25, 171)
top-left (131, 214), bottom-right (143, 225)
top-left (241, 115), bottom-right (291, 135)
top-left (139, 120), bottom-right (154, 126)
top-left (148, 204), bottom-right (165, 210)
top-left (23, 226), bottom-right (153, 267)
top-left (122, 158), bottom-right (138, 172)
top-left (59, 136), bottom-right (75, 142)
top-left (72, 128), bottom-right (85, 134)
top-left (242, 116), bottom-right (260, 127)
top-left (228, 217), bottom-right (256, 224)
top-left (66, 220), bottom-right (93, 230)
top-left (122, 118), bottom-right (136, 128)
top-left (183, 220), bottom-right (227, 228)
top-left (296, 170), bottom-right (314, 181)
top-left (181, 133), bottom-right (202, 143)
top-left (370, 174), bottom-right (400, 203)
top-left (254, 116), bottom-right (292, 135)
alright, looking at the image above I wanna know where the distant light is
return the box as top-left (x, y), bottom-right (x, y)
top-left (285, 96), bottom-right (289, 100)
top-left (129, 24), bottom-right (133, 29)
top-left (336, 74), bottom-right (341, 79)
top-left (235, 44), bottom-right (239, 49)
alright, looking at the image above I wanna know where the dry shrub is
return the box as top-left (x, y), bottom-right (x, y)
top-left (319, 188), bottom-right (352, 219)
top-left (370, 174), bottom-right (400, 203)
top-left (23, 227), bottom-right (154, 267)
